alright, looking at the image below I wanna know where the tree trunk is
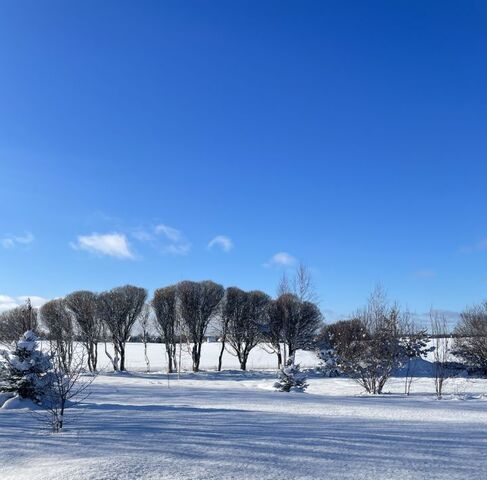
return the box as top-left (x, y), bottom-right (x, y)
top-left (144, 340), bottom-right (150, 372)
top-left (192, 343), bottom-right (200, 372)
top-left (92, 341), bottom-right (98, 372)
top-left (218, 340), bottom-right (225, 372)
top-left (288, 344), bottom-right (295, 359)
top-left (59, 399), bottom-right (65, 430)
top-left (120, 343), bottom-right (126, 371)
top-left (105, 341), bottom-right (119, 371)
top-left (276, 349), bottom-right (282, 370)
top-left (87, 350), bottom-right (93, 373)
top-left (167, 350), bottom-right (173, 373)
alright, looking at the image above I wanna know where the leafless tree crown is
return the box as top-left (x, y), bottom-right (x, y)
top-left (97, 285), bottom-right (147, 371)
top-left (178, 280), bottom-right (224, 372)
top-left (152, 285), bottom-right (179, 373)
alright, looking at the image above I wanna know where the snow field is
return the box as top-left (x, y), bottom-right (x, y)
top-left (1, 343), bottom-right (486, 479)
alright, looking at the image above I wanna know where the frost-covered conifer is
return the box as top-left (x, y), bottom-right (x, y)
top-left (274, 356), bottom-right (308, 392)
top-left (0, 330), bottom-right (52, 402)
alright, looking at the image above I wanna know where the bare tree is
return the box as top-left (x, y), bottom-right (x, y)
top-left (276, 272), bottom-right (291, 297)
top-left (178, 280), bottom-right (224, 372)
top-left (100, 321), bottom-right (119, 371)
top-left (138, 303), bottom-right (153, 373)
top-left (278, 293), bottom-right (322, 359)
top-left (97, 285), bottom-right (147, 371)
top-left (225, 289), bottom-right (270, 371)
top-left (293, 263), bottom-right (318, 303)
top-left (337, 287), bottom-right (406, 394)
top-left (65, 291), bottom-right (100, 372)
top-left (268, 264), bottom-right (320, 366)
top-left (263, 299), bottom-right (284, 369)
top-left (316, 318), bottom-right (366, 377)
top-left (152, 285), bottom-right (178, 373)
top-left (454, 302), bottom-right (487, 373)
top-left (321, 319), bottom-right (366, 357)
top-left (276, 263), bottom-right (317, 303)
top-left (431, 311), bottom-right (451, 399)
top-left (36, 347), bottom-right (95, 433)
top-left (0, 299), bottom-right (38, 345)
top-left (216, 289), bottom-right (231, 372)
top-left (40, 298), bottom-right (75, 372)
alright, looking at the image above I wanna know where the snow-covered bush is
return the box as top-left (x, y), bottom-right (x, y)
top-left (317, 347), bottom-right (341, 377)
top-left (315, 318), bottom-right (365, 378)
top-left (0, 330), bottom-right (52, 403)
top-left (334, 288), bottom-right (407, 394)
top-left (274, 356), bottom-right (308, 392)
top-left (399, 328), bottom-right (433, 395)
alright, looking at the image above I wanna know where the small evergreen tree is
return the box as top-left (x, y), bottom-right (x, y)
top-left (317, 346), bottom-right (341, 377)
top-left (0, 330), bottom-right (52, 403)
top-left (399, 328), bottom-right (432, 395)
top-left (274, 356), bottom-right (308, 392)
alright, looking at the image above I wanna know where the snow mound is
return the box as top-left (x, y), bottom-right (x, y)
top-left (1, 395), bottom-right (42, 410)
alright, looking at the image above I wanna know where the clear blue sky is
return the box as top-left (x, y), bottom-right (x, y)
top-left (0, 1), bottom-right (486, 323)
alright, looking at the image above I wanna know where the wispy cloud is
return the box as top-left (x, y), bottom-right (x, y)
top-left (132, 230), bottom-right (154, 242)
top-left (163, 243), bottom-right (191, 255)
top-left (414, 269), bottom-right (436, 279)
top-left (264, 252), bottom-right (297, 268)
top-left (155, 223), bottom-right (191, 255)
top-left (460, 238), bottom-right (487, 254)
top-left (71, 232), bottom-right (135, 259)
top-left (208, 235), bottom-right (233, 252)
top-left (131, 223), bottom-right (191, 256)
top-left (0, 294), bottom-right (48, 312)
top-left (1, 232), bottom-right (34, 249)
top-left (155, 224), bottom-right (183, 243)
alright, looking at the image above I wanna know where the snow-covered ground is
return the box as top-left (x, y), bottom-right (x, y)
top-left (88, 341), bottom-right (319, 371)
top-left (1, 343), bottom-right (487, 479)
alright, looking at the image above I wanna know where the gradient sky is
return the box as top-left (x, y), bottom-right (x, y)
top-left (1, 1), bottom-right (486, 325)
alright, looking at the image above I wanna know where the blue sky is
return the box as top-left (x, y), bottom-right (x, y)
top-left (1, 1), bottom-right (486, 324)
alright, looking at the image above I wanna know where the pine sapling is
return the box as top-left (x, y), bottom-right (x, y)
top-left (274, 355), bottom-right (308, 392)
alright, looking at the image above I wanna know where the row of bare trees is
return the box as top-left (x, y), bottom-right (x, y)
top-left (0, 298), bottom-right (38, 342)
top-left (0, 272), bottom-right (323, 373)
top-left (153, 278), bottom-right (322, 372)
top-left (0, 286), bottom-right (147, 373)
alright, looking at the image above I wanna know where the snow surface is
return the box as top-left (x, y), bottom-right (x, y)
top-left (1, 343), bottom-right (487, 479)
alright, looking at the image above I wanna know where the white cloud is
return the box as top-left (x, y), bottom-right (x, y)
top-left (17, 296), bottom-right (48, 308)
top-left (163, 243), bottom-right (191, 256)
top-left (0, 295), bottom-right (48, 312)
top-left (155, 224), bottom-right (183, 243)
top-left (414, 269), bottom-right (436, 279)
top-left (460, 238), bottom-right (487, 254)
top-left (154, 224), bottom-right (191, 256)
top-left (71, 233), bottom-right (135, 259)
top-left (1, 232), bottom-right (34, 249)
top-left (264, 252), bottom-right (297, 268)
top-left (132, 230), bottom-right (154, 242)
top-left (208, 235), bottom-right (233, 252)
top-left (0, 295), bottom-right (18, 312)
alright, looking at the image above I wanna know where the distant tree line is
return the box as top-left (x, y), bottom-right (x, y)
top-left (0, 267), bottom-right (323, 373)
top-left (2, 267), bottom-right (487, 397)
